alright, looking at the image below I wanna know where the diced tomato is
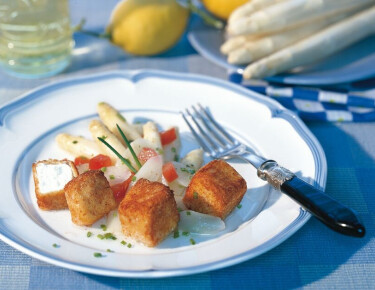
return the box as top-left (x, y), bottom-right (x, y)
top-left (89, 154), bottom-right (112, 170)
top-left (162, 162), bottom-right (178, 183)
top-left (111, 174), bottom-right (133, 203)
top-left (138, 147), bottom-right (158, 164)
top-left (160, 128), bottom-right (177, 146)
top-left (74, 156), bottom-right (89, 166)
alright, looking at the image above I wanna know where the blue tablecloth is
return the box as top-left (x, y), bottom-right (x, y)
top-left (1, 1), bottom-right (374, 289)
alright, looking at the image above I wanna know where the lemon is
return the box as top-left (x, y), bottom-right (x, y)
top-left (108, 0), bottom-right (189, 56)
top-left (202, 0), bottom-right (248, 20)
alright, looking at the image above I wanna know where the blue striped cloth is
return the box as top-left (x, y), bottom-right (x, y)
top-left (229, 71), bottom-right (375, 122)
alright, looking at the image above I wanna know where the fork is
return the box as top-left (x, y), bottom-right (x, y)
top-left (181, 104), bottom-right (365, 238)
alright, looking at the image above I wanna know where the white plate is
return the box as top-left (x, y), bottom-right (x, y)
top-left (0, 70), bottom-right (326, 277)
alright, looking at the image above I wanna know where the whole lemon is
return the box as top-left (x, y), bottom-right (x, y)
top-left (108, 0), bottom-right (189, 56)
top-left (202, 0), bottom-right (248, 20)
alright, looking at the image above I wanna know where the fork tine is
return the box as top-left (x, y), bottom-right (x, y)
top-left (191, 105), bottom-right (229, 148)
top-left (185, 108), bottom-right (221, 152)
top-left (197, 103), bottom-right (238, 144)
top-left (181, 111), bottom-right (212, 154)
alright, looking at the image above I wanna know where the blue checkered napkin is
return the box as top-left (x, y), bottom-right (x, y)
top-left (228, 72), bottom-right (375, 122)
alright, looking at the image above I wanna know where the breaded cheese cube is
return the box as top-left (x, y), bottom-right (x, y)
top-left (32, 159), bottom-right (78, 210)
top-left (183, 160), bottom-right (247, 219)
top-left (118, 178), bottom-right (179, 247)
top-left (64, 170), bottom-right (117, 226)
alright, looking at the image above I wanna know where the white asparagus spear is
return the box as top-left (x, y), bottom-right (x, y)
top-left (227, 8), bottom-right (359, 65)
top-left (221, 34), bottom-right (260, 55)
top-left (55, 133), bottom-right (102, 158)
top-left (228, 0), bottom-right (373, 36)
top-left (243, 6), bottom-right (375, 79)
top-left (89, 120), bottom-right (127, 163)
top-left (228, 0), bottom-right (286, 25)
top-left (97, 102), bottom-right (141, 144)
top-left (143, 121), bottom-right (162, 151)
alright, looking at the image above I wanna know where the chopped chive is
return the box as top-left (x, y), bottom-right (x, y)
top-left (156, 148), bottom-right (164, 154)
top-left (106, 249), bottom-right (114, 253)
top-left (104, 233), bottom-right (117, 240)
top-left (171, 147), bottom-right (176, 153)
top-left (98, 137), bottom-right (137, 173)
top-left (173, 230), bottom-right (180, 239)
top-left (193, 192), bottom-right (198, 199)
top-left (101, 135), bottom-right (107, 140)
top-left (52, 243), bottom-right (59, 248)
top-left (180, 168), bottom-right (188, 173)
top-left (173, 155), bottom-right (179, 162)
top-left (117, 113), bottom-right (126, 122)
top-left (186, 211), bottom-right (191, 216)
top-left (116, 124), bottom-right (142, 169)
top-left (101, 167), bottom-right (107, 172)
top-left (177, 207), bottom-right (183, 212)
top-left (127, 243), bottom-right (132, 248)
top-left (97, 234), bottom-right (104, 240)
top-left (237, 204), bottom-right (242, 209)
top-left (93, 252), bottom-right (103, 258)
top-left (190, 238), bottom-right (196, 245)
top-left (131, 176), bottom-right (137, 182)
top-left (100, 224), bottom-right (107, 231)
top-left (72, 140), bottom-right (78, 144)
top-left (121, 240), bottom-right (127, 245)
top-left (87, 231), bottom-right (93, 238)
top-left (182, 231), bottom-right (189, 236)
top-left (109, 174), bottom-right (115, 180)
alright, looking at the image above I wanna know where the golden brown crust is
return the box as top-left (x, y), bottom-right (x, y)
top-left (183, 160), bottom-right (247, 219)
top-left (32, 159), bottom-right (78, 210)
top-left (118, 178), bottom-right (179, 247)
top-left (64, 170), bottom-right (117, 226)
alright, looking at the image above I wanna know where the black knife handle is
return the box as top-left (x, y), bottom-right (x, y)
top-left (281, 176), bottom-right (365, 237)
top-left (257, 160), bottom-right (365, 237)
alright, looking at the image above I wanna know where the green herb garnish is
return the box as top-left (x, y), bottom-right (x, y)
top-left (182, 231), bottom-right (189, 236)
top-left (173, 230), bottom-right (180, 239)
top-left (101, 135), bottom-right (107, 140)
top-left (121, 240), bottom-right (127, 246)
top-left (127, 243), bottom-right (132, 248)
top-left (101, 167), bottom-right (107, 172)
top-left (237, 204), bottom-right (242, 209)
top-left (174, 155), bottom-right (179, 162)
top-left (104, 233), bottom-right (117, 240)
top-left (97, 234), bottom-right (104, 240)
top-left (93, 252), bottom-right (103, 258)
top-left (109, 174), bottom-right (115, 180)
top-left (193, 192), bottom-right (198, 199)
top-left (171, 147), bottom-right (176, 153)
top-left (190, 238), bottom-right (196, 245)
top-left (131, 176), bottom-right (137, 182)
top-left (52, 243), bottom-right (59, 248)
top-left (98, 137), bottom-right (137, 173)
top-left (116, 124), bottom-right (142, 169)
top-left (87, 231), bottom-right (93, 238)
top-left (100, 224), bottom-right (107, 231)
top-left (186, 211), bottom-right (191, 216)
top-left (177, 207), bottom-right (183, 212)
top-left (72, 140), bottom-right (78, 144)
top-left (106, 249), bottom-right (114, 253)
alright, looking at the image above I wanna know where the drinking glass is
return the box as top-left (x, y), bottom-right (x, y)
top-left (0, 0), bottom-right (73, 78)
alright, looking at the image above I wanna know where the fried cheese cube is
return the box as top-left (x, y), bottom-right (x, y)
top-left (183, 160), bottom-right (247, 219)
top-left (118, 178), bottom-right (179, 247)
top-left (64, 170), bottom-right (117, 226)
top-left (32, 159), bottom-right (78, 210)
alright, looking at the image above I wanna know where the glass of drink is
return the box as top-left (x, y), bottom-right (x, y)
top-left (0, 0), bottom-right (73, 78)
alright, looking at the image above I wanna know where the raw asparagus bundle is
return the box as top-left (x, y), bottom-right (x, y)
top-left (221, 0), bottom-right (375, 79)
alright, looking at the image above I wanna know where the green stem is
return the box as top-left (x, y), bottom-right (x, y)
top-left (187, 0), bottom-right (224, 29)
top-left (73, 18), bottom-right (111, 39)
top-left (97, 137), bottom-right (137, 173)
top-left (116, 124), bottom-right (142, 169)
